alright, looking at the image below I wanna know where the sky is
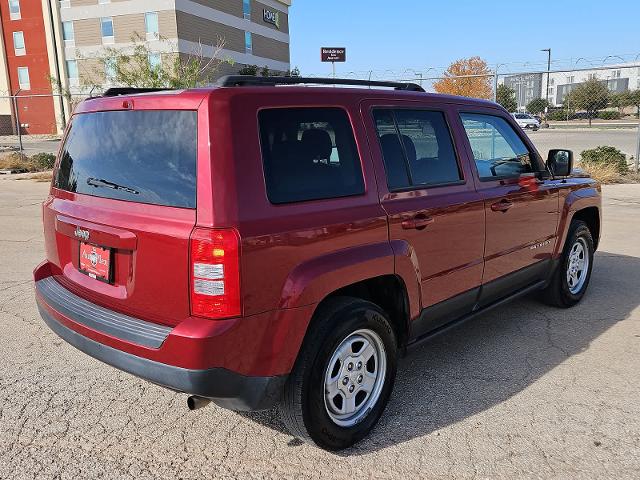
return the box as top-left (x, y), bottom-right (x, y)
top-left (288, 0), bottom-right (640, 80)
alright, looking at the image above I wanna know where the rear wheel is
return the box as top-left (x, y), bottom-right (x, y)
top-left (541, 220), bottom-right (594, 307)
top-left (279, 297), bottom-right (397, 450)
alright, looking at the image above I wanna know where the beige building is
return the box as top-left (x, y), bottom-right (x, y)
top-left (57, 0), bottom-right (291, 86)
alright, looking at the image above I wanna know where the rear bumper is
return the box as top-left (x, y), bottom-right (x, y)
top-left (38, 304), bottom-right (286, 410)
top-left (33, 268), bottom-right (315, 411)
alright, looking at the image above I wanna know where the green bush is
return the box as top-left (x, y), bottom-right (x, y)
top-left (31, 152), bottom-right (56, 170)
top-left (597, 111), bottom-right (621, 120)
top-left (580, 146), bottom-right (628, 174)
top-left (547, 110), bottom-right (570, 121)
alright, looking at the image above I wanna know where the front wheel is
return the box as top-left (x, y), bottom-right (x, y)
top-left (541, 220), bottom-right (594, 307)
top-left (279, 297), bottom-right (397, 450)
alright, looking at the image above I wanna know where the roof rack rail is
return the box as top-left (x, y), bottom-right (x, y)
top-left (103, 87), bottom-right (172, 97)
top-left (217, 75), bottom-right (425, 92)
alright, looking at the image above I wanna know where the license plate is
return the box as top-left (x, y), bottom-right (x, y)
top-left (79, 242), bottom-right (112, 283)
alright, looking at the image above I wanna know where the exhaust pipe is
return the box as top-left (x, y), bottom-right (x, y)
top-left (187, 395), bottom-right (211, 410)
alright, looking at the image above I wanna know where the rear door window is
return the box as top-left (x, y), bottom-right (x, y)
top-left (258, 107), bottom-right (365, 204)
top-left (55, 110), bottom-right (198, 208)
top-left (373, 109), bottom-right (462, 190)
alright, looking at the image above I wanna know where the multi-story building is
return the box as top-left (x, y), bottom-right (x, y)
top-left (500, 63), bottom-right (640, 111)
top-left (0, 1), bottom-right (63, 134)
top-left (0, 0), bottom-right (291, 134)
top-left (502, 73), bottom-right (543, 112)
top-left (548, 63), bottom-right (640, 107)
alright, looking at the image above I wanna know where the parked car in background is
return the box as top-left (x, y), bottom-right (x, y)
top-left (35, 77), bottom-right (601, 451)
top-left (512, 112), bottom-right (540, 130)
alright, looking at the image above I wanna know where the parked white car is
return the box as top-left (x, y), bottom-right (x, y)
top-left (511, 113), bottom-right (540, 131)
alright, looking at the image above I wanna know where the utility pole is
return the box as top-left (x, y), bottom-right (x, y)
top-left (541, 48), bottom-right (551, 125)
top-left (541, 48), bottom-right (551, 104)
top-left (12, 89), bottom-right (23, 153)
top-left (635, 119), bottom-right (640, 173)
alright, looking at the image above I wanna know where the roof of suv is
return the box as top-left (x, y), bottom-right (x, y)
top-left (76, 77), bottom-right (500, 114)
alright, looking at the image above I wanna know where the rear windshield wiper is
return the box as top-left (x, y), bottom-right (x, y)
top-left (87, 177), bottom-right (140, 195)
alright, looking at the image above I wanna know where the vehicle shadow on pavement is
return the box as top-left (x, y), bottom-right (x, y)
top-left (241, 251), bottom-right (638, 454)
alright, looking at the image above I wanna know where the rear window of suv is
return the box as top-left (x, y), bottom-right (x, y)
top-left (258, 107), bottom-right (365, 204)
top-left (54, 110), bottom-right (198, 208)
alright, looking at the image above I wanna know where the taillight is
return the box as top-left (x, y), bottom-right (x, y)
top-left (189, 227), bottom-right (241, 319)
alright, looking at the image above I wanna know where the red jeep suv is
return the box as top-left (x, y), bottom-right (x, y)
top-left (35, 76), bottom-right (601, 450)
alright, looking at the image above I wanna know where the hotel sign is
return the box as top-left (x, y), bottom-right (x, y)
top-left (321, 48), bottom-right (346, 62)
top-left (263, 9), bottom-right (280, 29)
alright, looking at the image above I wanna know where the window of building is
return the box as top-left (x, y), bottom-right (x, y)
top-left (145, 12), bottom-right (159, 39)
top-left (62, 21), bottom-right (74, 43)
top-left (8, 0), bottom-right (20, 20)
top-left (612, 70), bottom-right (621, 79)
top-left (101, 17), bottom-right (114, 43)
top-left (66, 60), bottom-right (78, 80)
top-left (98, 0), bottom-right (110, 4)
top-left (549, 78), bottom-right (555, 86)
top-left (567, 75), bottom-right (575, 84)
top-left (588, 73), bottom-right (597, 80)
top-left (17, 66), bottom-right (29, 90)
top-left (258, 108), bottom-right (365, 204)
top-left (59, 0), bottom-right (70, 9)
top-left (148, 53), bottom-right (161, 71)
top-left (460, 113), bottom-right (534, 180)
top-left (548, 87), bottom-right (554, 96)
top-left (243, 0), bottom-right (251, 19)
top-left (245, 31), bottom-right (252, 53)
top-left (104, 58), bottom-right (116, 81)
top-left (13, 31), bottom-right (25, 56)
top-left (373, 109), bottom-right (462, 190)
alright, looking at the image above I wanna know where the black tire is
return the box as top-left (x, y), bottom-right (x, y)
top-left (541, 220), bottom-right (594, 308)
top-left (279, 296), bottom-right (397, 451)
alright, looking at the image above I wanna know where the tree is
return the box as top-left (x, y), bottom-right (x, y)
top-left (260, 65), bottom-right (271, 77)
top-left (526, 98), bottom-right (550, 115)
top-left (80, 34), bottom-right (232, 89)
top-left (563, 79), bottom-right (609, 126)
top-left (496, 84), bottom-right (517, 112)
top-left (238, 64), bottom-right (259, 75)
top-left (628, 90), bottom-right (640, 118)
top-left (287, 66), bottom-right (301, 77)
top-left (433, 57), bottom-right (493, 99)
top-left (611, 89), bottom-right (640, 118)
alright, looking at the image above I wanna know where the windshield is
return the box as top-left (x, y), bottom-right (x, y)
top-left (54, 110), bottom-right (198, 208)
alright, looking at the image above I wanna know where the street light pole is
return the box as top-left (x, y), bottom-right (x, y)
top-left (541, 48), bottom-right (551, 105)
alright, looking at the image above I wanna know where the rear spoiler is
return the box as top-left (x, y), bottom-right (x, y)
top-left (103, 87), bottom-right (173, 97)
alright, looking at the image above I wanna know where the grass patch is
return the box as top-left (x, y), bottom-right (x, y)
top-left (578, 162), bottom-right (624, 184)
top-left (0, 152), bottom-right (56, 173)
top-left (15, 171), bottom-right (53, 182)
top-left (578, 145), bottom-right (639, 184)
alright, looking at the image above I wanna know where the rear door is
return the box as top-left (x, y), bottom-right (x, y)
top-left (362, 100), bottom-right (485, 338)
top-left (456, 109), bottom-right (559, 306)
top-left (43, 93), bottom-right (207, 326)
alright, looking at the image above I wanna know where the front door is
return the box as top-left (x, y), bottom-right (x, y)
top-left (363, 102), bottom-right (486, 337)
top-left (458, 110), bottom-right (559, 306)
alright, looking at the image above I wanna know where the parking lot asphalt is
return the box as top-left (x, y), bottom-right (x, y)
top-left (0, 177), bottom-right (638, 479)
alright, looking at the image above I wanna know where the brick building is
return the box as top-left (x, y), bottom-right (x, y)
top-left (0, 0), bottom-right (291, 134)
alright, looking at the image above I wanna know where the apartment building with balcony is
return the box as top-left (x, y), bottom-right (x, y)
top-left (0, 0), bottom-right (291, 134)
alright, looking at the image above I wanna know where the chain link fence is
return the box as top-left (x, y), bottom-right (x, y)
top-left (1, 66), bottom-right (639, 176)
top-left (0, 92), bottom-right (93, 160)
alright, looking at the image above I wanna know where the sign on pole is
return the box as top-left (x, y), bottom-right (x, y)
top-left (321, 48), bottom-right (346, 63)
top-left (321, 48), bottom-right (346, 78)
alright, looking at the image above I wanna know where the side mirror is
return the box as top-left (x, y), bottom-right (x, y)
top-left (547, 149), bottom-right (573, 177)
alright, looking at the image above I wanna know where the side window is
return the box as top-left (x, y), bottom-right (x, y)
top-left (460, 113), bottom-right (534, 180)
top-left (373, 109), bottom-right (462, 190)
top-left (258, 108), bottom-right (365, 204)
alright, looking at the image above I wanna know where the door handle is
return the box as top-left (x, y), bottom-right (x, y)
top-left (401, 216), bottom-right (434, 230)
top-left (490, 199), bottom-right (514, 212)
